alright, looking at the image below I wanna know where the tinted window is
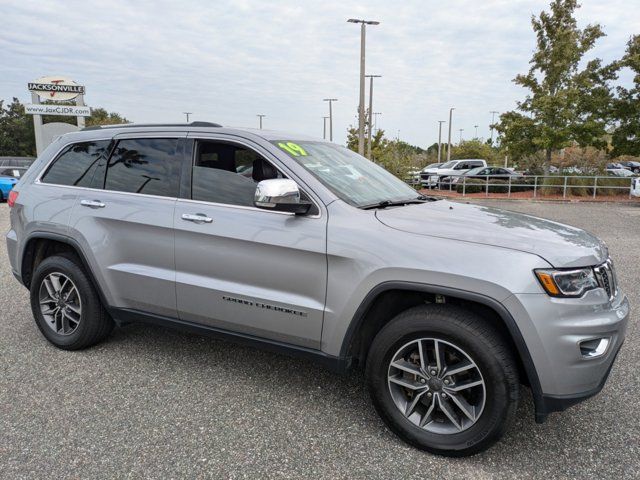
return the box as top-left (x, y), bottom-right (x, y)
top-left (191, 141), bottom-right (282, 207)
top-left (105, 138), bottom-right (181, 197)
top-left (41, 141), bottom-right (110, 188)
top-left (469, 161), bottom-right (485, 167)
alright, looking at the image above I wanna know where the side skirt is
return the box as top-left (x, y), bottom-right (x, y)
top-left (108, 307), bottom-right (348, 374)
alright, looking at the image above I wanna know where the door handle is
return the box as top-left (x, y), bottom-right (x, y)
top-left (80, 199), bottom-right (106, 208)
top-left (181, 213), bottom-right (213, 224)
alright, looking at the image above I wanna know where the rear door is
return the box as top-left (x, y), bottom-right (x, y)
top-left (68, 132), bottom-right (186, 318)
top-left (173, 135), bottom-right (327, 349)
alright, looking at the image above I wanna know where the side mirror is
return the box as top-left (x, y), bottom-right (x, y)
top-left (254, 179), bottom-right (311, 215)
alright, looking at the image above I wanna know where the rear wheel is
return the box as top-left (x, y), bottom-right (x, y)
top-left (366, 304), bottom-right (519, 456)
top-left (30, 254), bottom-right (114, 350)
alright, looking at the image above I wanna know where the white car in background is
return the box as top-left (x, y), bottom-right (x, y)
top-left (421, 159), bottom-right (487, 187)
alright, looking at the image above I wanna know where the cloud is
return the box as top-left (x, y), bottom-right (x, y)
top-left (0, 0), bottom-right (637, 147)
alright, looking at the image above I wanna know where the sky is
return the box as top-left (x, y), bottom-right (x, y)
top-left (1, 0), bottom-right (638, 148)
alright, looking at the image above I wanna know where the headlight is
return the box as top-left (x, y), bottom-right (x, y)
top-left (534, 268), bottom-right (599, 297)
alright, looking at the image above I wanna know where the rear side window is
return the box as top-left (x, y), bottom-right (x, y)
top-left (41, 141), bottom-right (110, 188)
top-left (105, 138), bottom-right (181, 197)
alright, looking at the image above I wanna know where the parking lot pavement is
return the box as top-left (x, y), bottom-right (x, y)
top-left (1, 200), bottom-right (638, 479)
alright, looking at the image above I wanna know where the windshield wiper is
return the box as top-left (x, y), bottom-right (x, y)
top-left (360, 196), bottom-right (433, 210)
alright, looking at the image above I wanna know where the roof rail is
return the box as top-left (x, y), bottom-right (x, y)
top-left (82, 121), bottom-right (222, 131)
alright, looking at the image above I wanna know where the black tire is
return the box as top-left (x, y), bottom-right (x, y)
top-left (30, 254), bottom-right (114, 350)
top-left (365, 304), bottom-right (519, 457)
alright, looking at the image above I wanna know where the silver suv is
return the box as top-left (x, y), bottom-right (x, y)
top-left (6, 123), bottom-right (629, 456)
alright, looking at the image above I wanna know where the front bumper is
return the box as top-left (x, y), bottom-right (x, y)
top-left (538, 341), bottom-right (622, 422)
top-left (503, 288), bottom-right (630, 421)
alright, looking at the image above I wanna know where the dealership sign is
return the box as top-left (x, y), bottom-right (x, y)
top-left (28, 76), bottom-right (86, 101)
top-left (28, 75), bottom-right (91, 155)
top-left (25, 104), bottom-right (91, 117)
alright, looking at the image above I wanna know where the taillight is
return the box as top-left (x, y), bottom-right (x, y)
top-left (7, 190), bottom-right (18, 208)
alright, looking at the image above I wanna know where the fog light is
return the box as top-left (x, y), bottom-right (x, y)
top-left (579, 338), bottom-right (610, 358)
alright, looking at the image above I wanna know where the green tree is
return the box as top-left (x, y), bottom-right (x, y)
top-left (494, 0), bottom-right (614, 171)
top-left (85, 107), bottom-right (129, 127)
top-left (611, 35), bottom-right (640, 157)
top-left (450, 139), bottom-right (500, 164)
top-left (0, 98), bottom-right (36, 156)
top-left (346, 125), bottom-right (389, 160)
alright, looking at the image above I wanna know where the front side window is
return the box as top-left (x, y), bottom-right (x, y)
top-left (105, 138), bottom-right (181, 197)
top-left (41, 141), bottom-right (110, 188)
top-left (191, 140), bottom-right (283, 207)
top-left (271, 141), bottom-right (418, 208)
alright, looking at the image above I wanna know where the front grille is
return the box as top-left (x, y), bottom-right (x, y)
top-left (594, 259), bottom-right (617, 300)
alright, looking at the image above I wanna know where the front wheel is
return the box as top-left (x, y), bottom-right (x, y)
top-left (366, 304), bottom-right (519, 456)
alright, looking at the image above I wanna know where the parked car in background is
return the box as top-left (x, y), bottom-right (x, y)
top-left (0, 175), bottom-right (19, 201)
top-left (606, 163), bottom-right (626, 170)
top-left (422, 162), bottom-right (443, 172)
top-left (619, 161), bottom-right (640, 173)
top-left (406, 165), bottom-right (440, 185)
top-left (421, 159), bottom-right (487, 187)
top-left (439, 166), bottom-right (523, 187)
top-left (607, 167), bottom-right (635, 177)
top-left (0, 167), bottom-right (28, 179)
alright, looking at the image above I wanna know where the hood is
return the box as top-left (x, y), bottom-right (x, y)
top-left (375, 201), bottom-right (607, 267)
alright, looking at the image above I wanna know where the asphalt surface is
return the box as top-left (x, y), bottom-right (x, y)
top-left (1, 200), bottom-right (638, 479)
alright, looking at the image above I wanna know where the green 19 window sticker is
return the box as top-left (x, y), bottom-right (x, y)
top-left (277, 142), bottom-right (308, 157)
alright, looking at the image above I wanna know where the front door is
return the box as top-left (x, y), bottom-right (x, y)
top-left (173, 137), bottom-right (327, 349)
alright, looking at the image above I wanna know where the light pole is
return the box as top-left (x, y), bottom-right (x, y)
top-left (437, 120), bottom-right (446, 163)
top-left (348, 18), bottom-right (380, 156)
top-left (474, 125), bottom-right (479, 138)
top-left (490, 110), bottom-right (499, 143)
top-left (322, 116), bottom-right (329, 139)
top-left (183, 112), bottom-right (192, 122)
top-left (323, 98), bottom-right (337, 141)
top-left (365, 74), bottom-right (381, 159)
top-left (459, 129), bottom-right (464, 144)
top-left (447, 107), bottom-right (455, 161)
top-left (257, 114), bottom-right (266, 129)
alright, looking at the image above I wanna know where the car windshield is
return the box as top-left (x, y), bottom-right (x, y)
top-left (272, 141), bottom-right (420, 208)
top-left (439, 161), bottom-right (456, 169)
top-left (464, 167), bottom-right (485, 175)
top-left (424, 163), bottom-right (441, 170)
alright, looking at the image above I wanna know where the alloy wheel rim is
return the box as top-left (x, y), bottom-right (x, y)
top-left (39, 272), bottom-right (82, 336)
top-left (387, 338), bottom-right (486, 434)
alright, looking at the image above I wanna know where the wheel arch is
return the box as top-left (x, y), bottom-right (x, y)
top-left (20, 232), bottom-right (110, 308)
top-left (340, 281), bottom-right (545, 421)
